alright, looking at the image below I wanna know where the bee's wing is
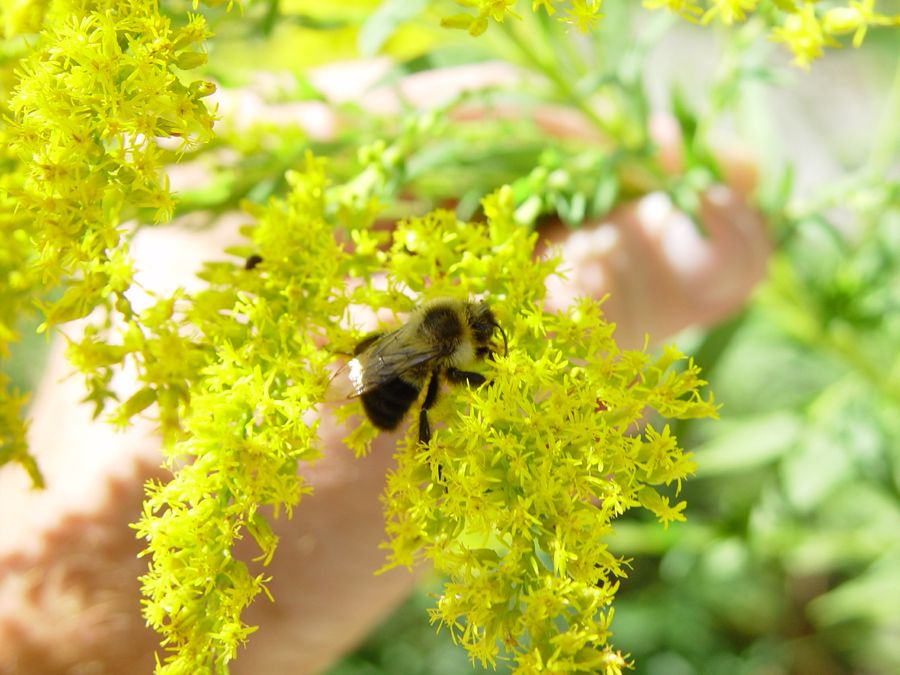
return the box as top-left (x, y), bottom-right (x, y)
top-left (339, 325), bottom-right (446, 397)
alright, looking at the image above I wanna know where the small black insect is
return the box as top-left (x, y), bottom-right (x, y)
top-left (346, 298), bottom-right (507, 443)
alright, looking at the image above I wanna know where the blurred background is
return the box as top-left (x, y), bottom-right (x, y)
top-left (7, 0), bottom-right (900, 673)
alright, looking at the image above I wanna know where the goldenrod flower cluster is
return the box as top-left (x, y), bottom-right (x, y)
top-left (135, 155), bottom-right (351, 673)
top-left (130, 157), bottom-right (716, 671)
top-left (376, 188), bottom-right (717, 672)
top-left (8, 1), bottom-right (214, 328)
top-left (1, 0), bottom-right (214, 483)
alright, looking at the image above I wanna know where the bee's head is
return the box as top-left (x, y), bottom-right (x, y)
top-left (466, 301), bottom-right (508, 356)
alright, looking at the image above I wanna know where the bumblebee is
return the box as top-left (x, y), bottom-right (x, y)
top-left (346, 298), bottom-right (507, 443)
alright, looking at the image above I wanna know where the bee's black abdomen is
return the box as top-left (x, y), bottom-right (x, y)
top-left (361, 377), bottom-right (421, 430)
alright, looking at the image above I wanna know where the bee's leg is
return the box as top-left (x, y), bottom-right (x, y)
top-left (419, 371), bottom-right (441, 444)
top-left (445, 367), bottom-right (486, 387)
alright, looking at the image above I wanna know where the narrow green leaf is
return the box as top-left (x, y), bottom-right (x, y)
top-left (359, 0), bottom-right (429, 56)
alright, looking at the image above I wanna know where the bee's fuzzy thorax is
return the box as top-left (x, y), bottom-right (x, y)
top-left (448, 338), bottom-right (475, 367)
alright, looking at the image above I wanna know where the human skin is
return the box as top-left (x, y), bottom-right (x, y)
top-left (0, 62), bottom-right (768, 675)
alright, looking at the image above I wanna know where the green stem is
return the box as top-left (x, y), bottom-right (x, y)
top-left (497, 21), bottom-right (618, 142)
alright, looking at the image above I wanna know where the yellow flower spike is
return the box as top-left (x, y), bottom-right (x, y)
top-left (376, 186), bottom-right (715, 670)
top-left (445, 0), bottom-right (897, 63)
top-left (823, 0), bottom-right (898, 47)
top-left (702, 0), bottom-right (759, 25)
top-left (770, 3), bottom-right (838, 68)
top-left (643, 0), bottom-right (704, 21)
top-left (9, 0), bottom-right (216, 341)
top-left (562, 0), bottom-right (605, 32)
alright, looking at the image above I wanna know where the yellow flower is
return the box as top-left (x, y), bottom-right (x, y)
top-left (532, 0), bottom-right (557, 15)
top-left (702, 0), bottom-right (759, 25)
top-left (823, 0), bottom-right (899, 47)
top-left (643, 0), bottom-right (704, 21)
top-left (562, 0), bottom-right (604, 32)
top-left (770, 3), bottom-right (838, 68)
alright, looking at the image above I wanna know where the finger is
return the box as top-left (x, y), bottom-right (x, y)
top-left (542, 187), bottom-right (770, 348)
top-left (649, 113), bottom-right (759, 199)
top-left (716, 144), bottom-right (758, 201)
top-left (233, 408), bottom-right (417, 674)
top-left (0, 342), bottom-right (161, 674)
top-left (127, 226), bottom-right (417, 671)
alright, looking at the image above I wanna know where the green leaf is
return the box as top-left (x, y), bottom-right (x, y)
top-left (693, 411), bottom-right (803, 478)
top-left (590, 172), bottom-right (619, 218)
top-left (810, 551), bottom-right (900, 626)
top-left (359, 0), bottom-right (429, 56)
top-left (117, 386), bottom-right (158, 421)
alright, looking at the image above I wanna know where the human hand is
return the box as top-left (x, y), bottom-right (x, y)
top-left (0, 62), bottom-right (768, 675)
